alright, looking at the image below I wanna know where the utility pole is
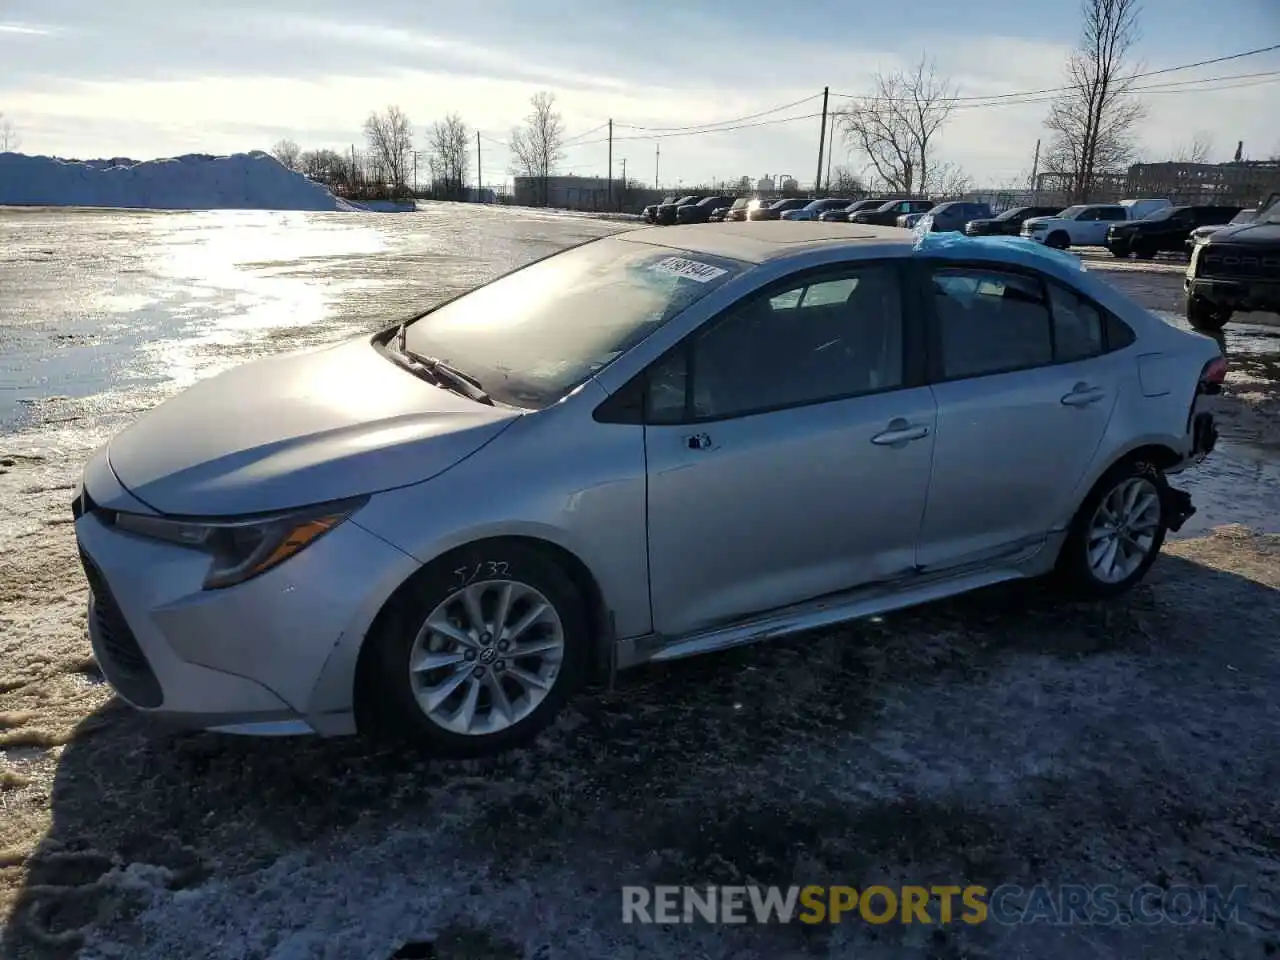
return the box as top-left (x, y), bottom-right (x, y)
top-left (607, 119), bottom-right (613, 212)
top-left (1030, 138), bottom-right (1041, 203)
top-left (412, 150), bottom-right (418, 194)
top-left (655, 143), bottom-right (660, 189)
top-left (476, 131), bottom-right (482, 202)
top-left (825, 112), bottom-right (836, 192)
top-left (815, 86), bottom-right (829, 196)
top-left (620, 157), bottom-right (627, 211)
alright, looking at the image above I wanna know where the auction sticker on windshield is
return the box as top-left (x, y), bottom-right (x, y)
top-left (652, 256), bottom-right (728, 283)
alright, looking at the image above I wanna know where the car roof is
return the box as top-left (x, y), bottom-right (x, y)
top-left (615, 221), bottom-right (914, 264)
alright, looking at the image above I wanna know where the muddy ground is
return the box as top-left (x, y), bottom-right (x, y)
top-left (0, 213), bottom-right (1278, 959)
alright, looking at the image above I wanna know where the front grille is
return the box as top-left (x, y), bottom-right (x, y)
top-left (77, 548), bottom-right (163, 708)
top-left (1199, 246), bottom-right (1280, 281)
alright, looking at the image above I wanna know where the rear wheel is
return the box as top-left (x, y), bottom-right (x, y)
top-left (1186, 295), bottom-right (1232, 332)
top-left (363, 543), bottom-right (588, 757)
top-left (1046, 231), bottom-right (1070, 250)
top-left (1056, 459), bottom-right (1169, 599)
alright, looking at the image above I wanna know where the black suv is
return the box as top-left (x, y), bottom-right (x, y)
top-left (1107, 204), bottom-right (1242, 260)
top-left (1184, 193), bottom-right (1280, 331)
top-left (748, 197), bottom-right (809, 221)
top-left (849, 198), bottom-right (934, 226)
top-left (654, 195), bottom-right (704, 226)
top-left (965, 205), bottom-right (1063, 236)
top-left (676, 195), bottom-right (735, 225)
top-left (642, 196), bottom-right (678, 223)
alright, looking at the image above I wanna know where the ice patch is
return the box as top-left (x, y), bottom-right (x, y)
top-left (0, 151), bottom-right (360, 212)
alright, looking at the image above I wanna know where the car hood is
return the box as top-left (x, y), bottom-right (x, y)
top-left (1204, 220), bottom-right (1280, 247)
top-left (107, 337), bottom-right (520, 517)
top-left (1021, 216), bottom-right (1057, 227)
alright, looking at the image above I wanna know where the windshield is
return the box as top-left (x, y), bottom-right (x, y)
top-left (1260, 198), bottom-right (1280, 224)
top-left (1057, 205), bottom-right (1089, 220)
top-left (1141, 207), bottom-right (1178, 222)
top-left (994, 207), bottom-right (1027, 220)
top-left (403, 238), bottom-right (741, 409)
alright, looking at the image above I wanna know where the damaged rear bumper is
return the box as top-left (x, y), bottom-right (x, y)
top-left (1164, 411), bottom-right (1217, 533)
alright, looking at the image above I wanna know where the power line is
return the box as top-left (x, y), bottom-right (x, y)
top-left (571, 111), bottom-right (827, 146)
top-left (615, 93), bottom-right (823, 133)
top-left (562, 121), bottom-right (611, 146)
top-left (944, 70), bottom-right (1280, 110)
top-left (831, 42), bottom-right (1280, 104)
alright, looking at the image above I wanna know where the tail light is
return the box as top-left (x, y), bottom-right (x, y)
top-left (1200, 356), bottom-right (1227, 395)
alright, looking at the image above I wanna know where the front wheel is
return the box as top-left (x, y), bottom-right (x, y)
top-left (1046, 231), bottom-right (1070, 250)
top-left (363, 543), bottom-right (589, 757)
top-left (1056, 460), bottom-right (1169, 599)
top-left (1186, 295), bottom-right (1232, 332)
top-left (1133, 243), bottom-right (1156, 260)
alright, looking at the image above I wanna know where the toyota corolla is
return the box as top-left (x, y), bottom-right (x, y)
top-left (74, 222), bottom-right (1223, 756)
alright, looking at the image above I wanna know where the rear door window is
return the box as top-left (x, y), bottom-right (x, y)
top-left (930, 267), bottom-right (1053, 379)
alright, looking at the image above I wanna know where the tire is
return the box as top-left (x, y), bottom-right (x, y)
top-left (1046, 231), bottom-right (1070, 250)
top-left (1109, 245), bottom-right (1130, 258)
top-left (363, 542), bottom-right (589, 758)
top-left (1186, 295), bottom-right (1232, 332)
top-left (1055, 459), bottom-right (1169, 599)
top-left (1133, 243), bottom-right (1156, 261)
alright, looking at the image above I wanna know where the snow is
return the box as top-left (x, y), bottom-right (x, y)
top-left (0, 150), bottom-right (362, 212)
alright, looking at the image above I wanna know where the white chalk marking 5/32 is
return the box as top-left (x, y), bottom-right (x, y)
top-left (651, 257), bottom-right (728, 283)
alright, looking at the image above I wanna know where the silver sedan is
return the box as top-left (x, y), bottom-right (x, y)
top-left (73, 222), bottom-right (1224, 756)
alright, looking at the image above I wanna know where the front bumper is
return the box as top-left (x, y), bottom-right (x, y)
top-left (74, 491), bottom-right (419, 736)
top-left (1185, 276), bottom-right (1280, 313)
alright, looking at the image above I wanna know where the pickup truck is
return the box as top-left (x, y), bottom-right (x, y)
top-left (1106, 204), bottom-right (1242, 259)
top-left (1184, 192), bottom-right (1280, 331)
top-left (1020, 198), bottom-right (1172, 250)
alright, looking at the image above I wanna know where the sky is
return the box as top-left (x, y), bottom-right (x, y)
top-left (2, 0), bottom-right (1279, 189)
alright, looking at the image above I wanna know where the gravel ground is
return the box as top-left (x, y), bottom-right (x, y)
top-left (1, 214), bottom-right (1278, 959)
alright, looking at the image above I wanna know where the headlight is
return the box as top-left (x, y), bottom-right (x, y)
top-left (112, 497), bottom-right (367, 590)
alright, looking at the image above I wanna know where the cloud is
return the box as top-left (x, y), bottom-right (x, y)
top-left (0, 21), bottom-right (54, 35)
top-left (2, 4), bottom-right (1277, 184)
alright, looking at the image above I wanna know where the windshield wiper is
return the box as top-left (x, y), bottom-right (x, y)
top-left (392, 331), bottom-right (493, 406)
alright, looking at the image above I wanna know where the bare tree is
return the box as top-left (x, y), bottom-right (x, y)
top-left (0, 113), bottom-right (19, 152)
top-left (363, 106), bottom-right (414, 193)
top-left (271, 138), bottom-right (302, 170)
top-left (838, 57), bottom-right (957, 196)
top-left (932, 162), bottom-right (973, 198)
top-left (298, 148), bottom-right (344, 182)
top-left (830, 165), bottom-right (866, 195)
top-left (1043, 0), bottom-right (1146, 202)
top-left (1172, 131), bottom-right (1214, 164)
top-left (509, 92), bottom-right (565, 206)
top-left (427, 113), bottom-right (471, 200)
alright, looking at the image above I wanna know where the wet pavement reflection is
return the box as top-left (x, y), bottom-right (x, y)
top-left (1, 206), bottom-right (1277, 536)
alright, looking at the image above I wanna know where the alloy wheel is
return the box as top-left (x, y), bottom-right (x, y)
top-left (1086, 477), bottom-right (1163, 584)
top-left (408, 580), bottom-right (565, 736)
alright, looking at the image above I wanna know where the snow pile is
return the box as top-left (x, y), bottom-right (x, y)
top-left (0, 150), bottom-right (360, 211)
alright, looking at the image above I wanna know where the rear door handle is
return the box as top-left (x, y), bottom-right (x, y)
top-left (871, 420), bottom-right (931, 445)
top-left (1061, 383), bottom-right (1106, 406)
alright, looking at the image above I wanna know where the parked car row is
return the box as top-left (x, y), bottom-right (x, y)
top-left (1183, 192), bottom-right (1280, 332)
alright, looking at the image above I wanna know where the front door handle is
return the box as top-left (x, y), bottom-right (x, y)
top-left (870, 419), bottom-right (931, 445)
top-left (685, 432), bottom-right (713, 450)
top-left (1061, 383), bottom-right (1106, 406)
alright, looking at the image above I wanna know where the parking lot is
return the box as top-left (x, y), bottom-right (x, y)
top-left (1, 205), bottom-right (1278, 959)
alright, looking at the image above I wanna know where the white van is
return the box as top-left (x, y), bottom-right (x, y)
top-left (1119, 198), bottom-right (1174, 220)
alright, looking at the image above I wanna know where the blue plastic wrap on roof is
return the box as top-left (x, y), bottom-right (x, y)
top-left (910, 219), bottom-right (1086, 271)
